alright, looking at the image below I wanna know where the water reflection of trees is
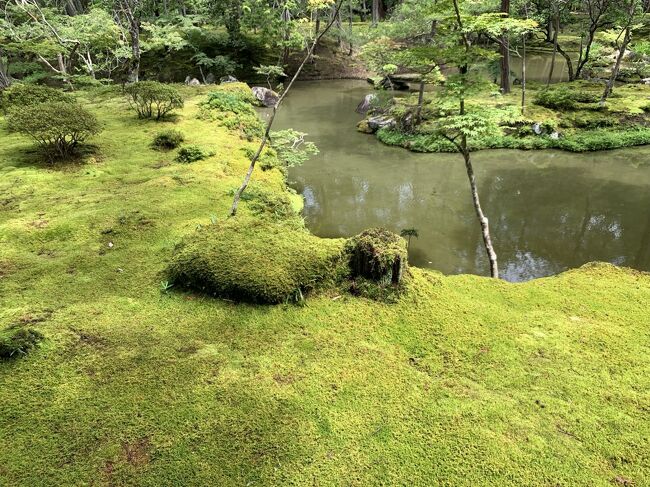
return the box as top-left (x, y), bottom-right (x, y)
top-left (292, 162), bottom-right (650, 282)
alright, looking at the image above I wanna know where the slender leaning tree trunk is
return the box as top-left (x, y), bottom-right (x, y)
top-left (230, 1), bottom-right (344, 217)
top-left (601, 27), bottom-right (632, 104)
top-left (461, 139), bottom-right (499, 278)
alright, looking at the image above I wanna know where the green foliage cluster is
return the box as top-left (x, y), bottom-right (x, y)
top-left (175, 144), bottom-right (209, 163)
top-left (167, 220), bottom-right (345, 304)
top-left (199, 83), bottom-right (263, 139)
top-left (7, 101), bottom-right (101, 160)
top-left (151, 129), bottom-right (185, 150)
top-left (0, 327), bottom-right (44, 359)
top-left (0, 84), bottom-right (72, 114)
top-left (125, 81), bottom-right (184, 120)
top-left (534, 87), bottom-right (601, 110)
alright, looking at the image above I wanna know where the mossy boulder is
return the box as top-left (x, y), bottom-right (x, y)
top-left (168, 220), bottom-right (345, 303)
top-left (0, 327), bottom-right (44, 359)
top-left (345, 228), bottom-right (407, 286)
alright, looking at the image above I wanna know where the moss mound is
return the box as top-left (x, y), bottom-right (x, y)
top-left (346, 228), bottom-right (407, 285)
top-left (168, 220), bottom-right (345, 303)
top-left (0, 327), bottom-right (44, 359)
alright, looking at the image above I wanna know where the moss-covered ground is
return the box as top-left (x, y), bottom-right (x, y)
top-left (1, 86), bottom-right (650, 486)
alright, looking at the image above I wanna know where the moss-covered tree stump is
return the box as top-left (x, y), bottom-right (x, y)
top-left (346, 228), bottom-right (407, 285)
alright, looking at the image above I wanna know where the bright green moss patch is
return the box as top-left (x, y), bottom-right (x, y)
top-left (168, 220), bottom-right (346, 303)
top-left (1, 87), bottom-right (649, 486)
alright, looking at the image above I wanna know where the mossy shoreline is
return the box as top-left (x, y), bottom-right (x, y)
top-left (361, 80), bottom-right (650, 153)
top-left (1, 83), bottom-right (649, 485)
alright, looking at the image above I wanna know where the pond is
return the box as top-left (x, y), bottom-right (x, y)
top-left (273, 80), bottom-right (650, 282)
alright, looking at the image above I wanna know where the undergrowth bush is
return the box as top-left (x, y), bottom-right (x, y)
top-left (125, 81), bottom-right (183, 120)
top-left (0, 327), bottom-right (44, 359)
top-left (8, 101), bottom-right (101, 160)
top-left (152, 129), bottom-right (184, 150)
top-left (168, 219), bottom-right (345, 304)
top-left (0, 84), bottom-right (72, 114)
top-left (199, 84), bottom-right (264, 139)
top-left (175, 144), bottom-right (209, 163)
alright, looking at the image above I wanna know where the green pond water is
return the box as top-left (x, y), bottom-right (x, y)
top-left (273, 80), bottom-right (650, 281)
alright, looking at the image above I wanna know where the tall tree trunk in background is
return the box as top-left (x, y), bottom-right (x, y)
top-left (499, 0), bottom-right (511, 94)
top-left (0, 49), bottom-right (11, 89)
top-left (521, 35), bottom-right (527, 113)
top-left (119, 0), bottom-right (141, 82)
top-left (348, 0), bottom-right (354, 56)
top-left (416, 80), bottom-right (426, 124)
top-left (360, 0), bottom-right (367, 21)
top-left (282, 6), bottom-right (291, 66)
top-left (371, 0), bottom-right (379, 26)
top-left (128, 25), bottom-right (140, 82)
top-left (547, 13), bottom-right (559, 86)
top-left (601, 26), bottom-right (632, 104)
top-left (575, 0), bottom-right (611, 80)
top-left (335, 7), bottom-right (342, 48)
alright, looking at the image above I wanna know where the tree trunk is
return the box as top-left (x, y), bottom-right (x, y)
top-left (348, 0), bottom-right (354, 56)
top-left (499, 0), bottom-right (511, 94)
top-left (0, 49), bottom-right (11, 89)
top-left (601, 27), bottom-right (632, 105)
top-left (521, 35), bottom-right (526, 114)
top-left (462, 142), bottom-right (499, 278)
top-left (371, 0), bottom-right (379, 27)
top-left (416, 80), bottom-right (426, 123)
top-left (547, 13), bottom-right (559, 86)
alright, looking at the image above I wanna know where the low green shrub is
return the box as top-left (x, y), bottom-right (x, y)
top-left (563, 113), bottom-right (618, 129)
top-left (0, 84), bottom-right (72, 114)
top-left (175, 144), bottom-right (209, 163)
top-left (534, 86), bottom-right (600, 110)
top-left (0, 327), bottom-right (44, 359)
top-left (125, 81), bottom-right (184, 120)
top-left (555, 128), bottom-right (650, 152)
top-left (152, 129), bottom-right (184, 150)
top-left (7, 101), bottom-right (101, 160)
top-left (199, 85), bottom-right (264, 139)
top-left (168, 220), bottom-right (345, 303)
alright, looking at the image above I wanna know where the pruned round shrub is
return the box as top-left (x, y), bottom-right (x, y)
top-left (168, 220), bottom-right (345, 303)
top-left (152, 129), bottom-right (184, 150)
top-left (0, 84), bottom-right (72, 114)
top-left (125, 81), bottom-right (184, 120)
top-left (0, 327), bottom-right (44, 359)
top-left (7, 101), bottom-right (101, 160)
top-left (345, 228), bottom-right (407, 286)
top-left (175, 144), bottom-right (208, 163)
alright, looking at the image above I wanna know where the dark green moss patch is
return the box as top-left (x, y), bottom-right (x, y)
top-left (0, 327), bottom-right (44, 359)
top-left (168, 220), bottom-right (345, 303)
